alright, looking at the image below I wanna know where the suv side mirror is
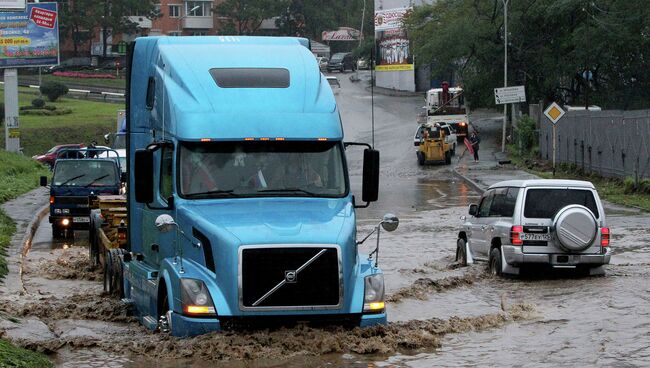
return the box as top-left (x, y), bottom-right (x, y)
top-left (40, 176), bottom-right (47, 187)
top-left (362, 149), bottom-right (379, 203)
top-left (134, 149), bottom-right (154, 203)
top-left (468, 204), bottom-right (478, 217)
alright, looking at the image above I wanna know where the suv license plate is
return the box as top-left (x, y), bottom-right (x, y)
top-left (520, 233), bottom-right (551, 241)
top-left (73, 217), bottom-right (89, 223)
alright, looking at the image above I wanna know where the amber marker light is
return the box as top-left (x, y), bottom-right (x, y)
top-left (260, 137), bottom-right (270, 141)
top-left (275, 137), bottom-right (285, 141)
top-left (364, 301), bottom-right (385, 311)
top-left (317, 138), bottom-right (328, 141)
top-left (200, 138), bottom-right (211, 142)
top-left (244, 137), bottom-right (254, 141)
top-left (184, 305), bottom-right (215, 315)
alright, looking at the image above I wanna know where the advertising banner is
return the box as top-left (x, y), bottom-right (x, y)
top-left (376, 28), bottom-right (412, 71)
top-left (0, 2), bottom-right (59, 68)
top-left (374, 7), bottom-right (410, 31)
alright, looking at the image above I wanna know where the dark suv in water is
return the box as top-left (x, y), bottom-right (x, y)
top-left (327, 53), bottom-right (355, 73)
top-left (456, 179), bottom-right (610, 276)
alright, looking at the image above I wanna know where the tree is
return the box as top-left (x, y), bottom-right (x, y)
top-left (98, 0), bottom-right (160, 58)
top-left (216, 0), bottom-right (289, 35)
top-left (59, 0), bottom-right (96, 57)
top-left (405, 0), bottom-right (650, 109)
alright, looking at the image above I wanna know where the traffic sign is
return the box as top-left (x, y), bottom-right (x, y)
top-left (494, 85), bottom-right (526, 104)
top-left (544, 102), bottom-right (565, 125)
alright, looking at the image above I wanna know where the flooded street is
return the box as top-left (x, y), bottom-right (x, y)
top-left (2, 71), bottom-right (649, 367)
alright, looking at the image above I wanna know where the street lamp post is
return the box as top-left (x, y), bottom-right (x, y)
top-left (501, 0), bottom-right (509, 153)
top-left (177, 5), bottom-right (200, 35)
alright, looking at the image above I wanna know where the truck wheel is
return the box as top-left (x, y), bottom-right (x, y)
top-left (445, 151), bottom-right (452, 165)
top-left (451, 144), bottom-right (456, 156)
top-left (489, 248), bottom-right (502, 276)
top-left (103, 250), bottom-right (114, 294)
top-left (417, 152), bottom-right (424, 165)
top-left (456, 238), bottom-right (468, 266)
top-left (111, 248), bottom-right (125, 298)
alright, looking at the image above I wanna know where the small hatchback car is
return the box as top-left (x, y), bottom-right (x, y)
top-left (456, 179), bottom-right (611, 276)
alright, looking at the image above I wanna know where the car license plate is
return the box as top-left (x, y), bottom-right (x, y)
top-left (73, 217), bottom-right (89, 223)
top-left (520, 233), bottom-right (550, 241)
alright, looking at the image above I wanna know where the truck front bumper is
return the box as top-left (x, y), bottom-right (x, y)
top-left (168, 311), bottom-right (386, 337)
top-left (502, 245), bottom-right (611, 267)
top-left (49, 215), bottom-right (91, 230)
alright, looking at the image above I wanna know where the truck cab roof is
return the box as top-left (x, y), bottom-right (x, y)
top-left (130, 36), bottom-right (342, 141)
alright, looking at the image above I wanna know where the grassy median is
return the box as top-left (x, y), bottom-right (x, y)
top-left (0, 86), bottom-right (119, 157)
top-left (0, 339), bottom-right (52, 368)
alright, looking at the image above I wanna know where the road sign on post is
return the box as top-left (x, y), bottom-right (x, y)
top-left (494, 85), bottom-right (526, 105)
top-left (543, 102), bottom-right (566, 174)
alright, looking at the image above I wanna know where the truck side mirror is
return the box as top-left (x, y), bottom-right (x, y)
top-left (40, 176), bottom-right (47, 187)
top-left (134, 149), bottom-right (154, 203)
top-left (468, 204), bottom-right (478, 217)
top-left (362, 149), bottom-right (379, 203)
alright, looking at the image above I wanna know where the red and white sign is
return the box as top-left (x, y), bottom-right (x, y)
top-left (30, 6), bottom-right (56, 29)
top-left (374, 7), bottom-right (411, 31)
top-left (322, 27), bottom-right (360, 42)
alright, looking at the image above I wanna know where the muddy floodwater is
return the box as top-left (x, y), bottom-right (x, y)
top-left (2, 72), bottom-right (649, 367)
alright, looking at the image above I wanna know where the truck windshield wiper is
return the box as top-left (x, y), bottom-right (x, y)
top-left (87, 174), bottom-right (110, 186)
top-left (58, 174), bottom-right (86, 186)
top-left (256, 188), bottom-right (317, 197)
top-left (185, 189), bottom-right (240, 198)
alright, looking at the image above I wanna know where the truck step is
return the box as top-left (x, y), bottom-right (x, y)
top-left (143, 316), bottom-right (159, 331)
top-left (120, 298), bottom-right (135, 307)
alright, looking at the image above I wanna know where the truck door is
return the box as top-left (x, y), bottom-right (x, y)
top-left (141, 145), bottom-right (175, 267)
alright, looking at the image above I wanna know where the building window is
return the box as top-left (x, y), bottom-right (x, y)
top-left (186, 1), bottom-right (211, 17)
top-left (192, 31), bottom-right (207, 36)
top-left (169, 5), bottom-right (180, 18)
top-left (168, 31), bottom-right (182, 37)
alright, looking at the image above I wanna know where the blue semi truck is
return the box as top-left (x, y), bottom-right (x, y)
top-left (108, 36), bottom-right (396, 337)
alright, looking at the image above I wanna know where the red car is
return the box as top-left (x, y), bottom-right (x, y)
top-left (32, 144), bottom-right (85, 169)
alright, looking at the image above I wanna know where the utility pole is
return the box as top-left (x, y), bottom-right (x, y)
top-left (501, 0), bottom-right (509, 153)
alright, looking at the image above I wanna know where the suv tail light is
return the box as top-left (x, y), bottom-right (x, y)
top-left (600, 227), bottom-right (610, 247)
top-left (510, 225), bottom-right (523, 246)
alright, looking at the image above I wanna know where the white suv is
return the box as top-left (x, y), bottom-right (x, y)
top-left (456, 179), bottom-right (611, 276)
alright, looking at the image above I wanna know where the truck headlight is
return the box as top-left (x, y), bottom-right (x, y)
top-left (54, 209), bottom-right (61, 214)
top-left (363, 274), bottom-right (385, 313)
top-left (62, 208), bottom-right (70, 214)
top-left (180, 278), bottom-right (216, 316)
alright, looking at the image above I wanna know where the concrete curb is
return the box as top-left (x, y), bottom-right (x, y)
top-left (452, 166), bottom-right (486, 194)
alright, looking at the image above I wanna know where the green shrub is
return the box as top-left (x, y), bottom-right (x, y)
top-left (39, 81), bottom-right (69, 102)
top-left (624, 177), bottom-right (636, 194)
top-left (31, 98), bottom-right (45, 108)
top-left (640, 179), bottom-right (650, 194)
top-left (514, 115), bottom-right (538, 156)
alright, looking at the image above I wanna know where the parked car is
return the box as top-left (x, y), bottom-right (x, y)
top-left (32, 143), bottom-right (85, 169)
top-left (96, 57), bottom-right (126, 71)
top-left (326, 76), bottom-right (341, 95)
top-left (316, 56), bottom-right (329, 72)
top-left (456, 179), bottom-right (611, 276)
top-left (43, 57), bottom-right (93, 73)
top-left (327, 52), bottom-right (355, 73)
top-left (357, 57), bottom-right (369, 70)
top-left (414, 122), bottom-right (457, 155)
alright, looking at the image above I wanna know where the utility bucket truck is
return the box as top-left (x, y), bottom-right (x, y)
top-left (92, 36), bottom-right (398, 337)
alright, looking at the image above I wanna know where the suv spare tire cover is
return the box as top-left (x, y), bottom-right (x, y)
top-left (553, 205), bottom-right (598, 252)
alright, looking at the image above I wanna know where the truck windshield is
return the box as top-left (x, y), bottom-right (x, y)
top-left (52, 160), bottom-right (117, 187)
top-left (179, 141), bottom-right (347, 198)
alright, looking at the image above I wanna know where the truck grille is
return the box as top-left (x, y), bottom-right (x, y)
top-left (239, 246), bottom-right (341, 310)
top-left (55, 196), bottom-right (89, 206)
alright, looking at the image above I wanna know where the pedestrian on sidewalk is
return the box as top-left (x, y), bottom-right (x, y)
top-left (469, 131), bottom-right (480, 162)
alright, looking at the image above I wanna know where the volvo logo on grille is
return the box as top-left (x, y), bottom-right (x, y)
top-left (284, 270), bottom-right (297, 283)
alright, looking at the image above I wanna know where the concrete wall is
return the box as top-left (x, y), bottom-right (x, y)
top-left (539, 110), bottom-right (650, 179)
top-left (376, 69), bottom-right (416, 92)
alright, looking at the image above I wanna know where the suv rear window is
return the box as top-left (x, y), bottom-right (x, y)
top-left (524, 188), bottom-right (599, 219)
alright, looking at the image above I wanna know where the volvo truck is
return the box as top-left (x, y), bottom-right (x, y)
top-left (107, 36), bottom-right (397, 337)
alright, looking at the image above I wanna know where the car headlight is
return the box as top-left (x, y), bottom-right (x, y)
top-left (54, 208), bottom-right (61, 214)
top-left (62, 208), bottom-right (70, 214)
top-left (180, 278), bottom-right (216, 316)
top-left (363, 274), bottom-right (385, 313)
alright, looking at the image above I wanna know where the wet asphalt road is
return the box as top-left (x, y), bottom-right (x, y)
top-left (28, 70), bottom-right (650, 367)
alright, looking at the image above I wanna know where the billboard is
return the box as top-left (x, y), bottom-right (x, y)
top-left (375, 8), bottom-right (413, 71)
top-left (322, 27), bottom-right (360, 42)
top-left (0, 2), bottom-right (59, 68)
top-left (374, 7), bottom-right (410, 31)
